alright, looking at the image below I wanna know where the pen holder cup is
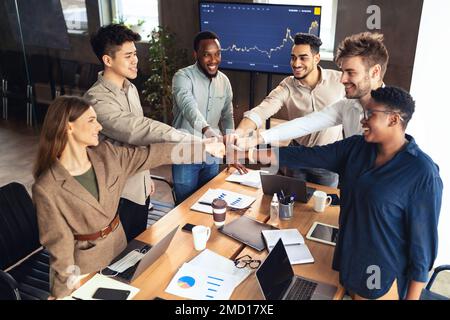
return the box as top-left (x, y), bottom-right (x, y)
top-left (279, 202), bottom-right (294, 220)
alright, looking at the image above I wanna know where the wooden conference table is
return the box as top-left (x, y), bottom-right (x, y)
top-left (95, 169), bottom-right (344, 300)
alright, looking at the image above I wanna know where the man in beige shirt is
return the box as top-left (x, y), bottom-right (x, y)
top-left (236, 33), bottom-right (345, 187)
top-left (85, 24), bottom-right (192, 241)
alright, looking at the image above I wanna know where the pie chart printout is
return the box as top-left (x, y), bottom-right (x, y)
top-left (177, 276), bottom-right (196, 289)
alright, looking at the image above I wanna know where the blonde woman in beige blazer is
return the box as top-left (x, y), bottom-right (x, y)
top-left (32, 96), bottom-right (223, 298)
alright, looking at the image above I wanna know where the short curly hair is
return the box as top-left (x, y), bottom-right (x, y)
top-left (294, 33), bottom-right (322, 55)
top-left (90, 24), bottom-right (141, 64)
top-left (193, 31), bottom-right (219, 52)
top-left (335, 32), bottom-right (389, 78)
top-left (370, 86), bottom-right (415, 128)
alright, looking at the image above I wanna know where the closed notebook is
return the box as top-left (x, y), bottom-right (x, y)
top-left (262, 229), bottom-right (314, 264)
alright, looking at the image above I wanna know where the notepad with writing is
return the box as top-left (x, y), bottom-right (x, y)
top-left (262, 229), bottom-right (314, 265)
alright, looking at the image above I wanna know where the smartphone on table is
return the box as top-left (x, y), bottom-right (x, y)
top-left (92, 287), bottom-right (131, 300)
top-left (182, 223), bottom-right (196, 232)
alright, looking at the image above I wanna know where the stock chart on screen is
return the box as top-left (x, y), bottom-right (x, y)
top-left (199, 2), bottom-right (321, 74)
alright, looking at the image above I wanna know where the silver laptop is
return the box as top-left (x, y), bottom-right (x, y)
top-left (260, 173), bottom-right (315, 203)
top-left (256, 239), bottom-right (337, 300)
top-left (104, 225), bottom-right (178, 282)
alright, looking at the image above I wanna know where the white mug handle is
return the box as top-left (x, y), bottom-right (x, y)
top-left (325, 196), bottom-right (332, 207)
top-left (205, 227), bottom-right (211, 241)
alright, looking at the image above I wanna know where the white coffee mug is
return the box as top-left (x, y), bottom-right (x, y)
top-left (313, 190), bottom-right (332, 213)
top-left (192, 225), bottom-right (211, 251)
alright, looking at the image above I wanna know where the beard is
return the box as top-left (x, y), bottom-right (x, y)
top-left (345, 78), bottom-right (371, 99)
top-left (198, 63), bottom-right (219, 79)
top-left (292, 65), bottom-right (314, 81)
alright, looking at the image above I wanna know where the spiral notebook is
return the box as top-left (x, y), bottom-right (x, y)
top-left (262, 229), bottom-right (314, 264)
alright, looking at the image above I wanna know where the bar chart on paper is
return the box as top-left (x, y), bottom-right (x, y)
top-left (191, 189), bottom-right (256, 214)
top-left (205, 275), bottom-right (225, 299)
top-left (165, 263), bottom-right (238, 300)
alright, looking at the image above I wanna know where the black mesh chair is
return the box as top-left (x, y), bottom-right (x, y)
top-left (420, 265), bottom-right (450, 300)
top-left (0, 182), bottom-right (50, 300)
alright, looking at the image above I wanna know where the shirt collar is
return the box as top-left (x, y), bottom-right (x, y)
top-left (404, 134), bottom-right (419, 156)
top-left (194, 62), bottom-right (214, 81)
top-left (316, 65), bottom-right (327, 85)
top-left (97, 71), bottom-right (132, 95)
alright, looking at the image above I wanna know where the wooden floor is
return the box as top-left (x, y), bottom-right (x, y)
top-left (0, 119), bottom-right (39, 193)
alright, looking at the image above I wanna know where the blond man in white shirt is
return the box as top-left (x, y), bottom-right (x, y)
top-left (238, 32), bottom-right (389, 150)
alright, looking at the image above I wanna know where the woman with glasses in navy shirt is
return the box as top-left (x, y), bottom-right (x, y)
top-left (246, 86), bottom-right (442, 299)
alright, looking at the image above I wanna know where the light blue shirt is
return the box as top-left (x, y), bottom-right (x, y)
top-left (172, 63), bottom-right (234, 136)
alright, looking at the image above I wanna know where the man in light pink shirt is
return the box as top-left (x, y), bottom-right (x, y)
top-left (236, 33), bottom-right (345, 186)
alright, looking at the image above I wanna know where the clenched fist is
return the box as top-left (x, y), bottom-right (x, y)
top-left (203, 137), bottom-right (226, 159)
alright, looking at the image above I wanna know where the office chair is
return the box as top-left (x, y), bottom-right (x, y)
top-left (0, 182), bottom-right (50, 300)
top-left (420, 265), bottom-right (450, 300)
top-left (147, 175), bottom-right (176, 226)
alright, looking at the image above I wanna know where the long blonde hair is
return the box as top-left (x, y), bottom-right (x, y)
top-left (33, 96), bottom-right (91, 179)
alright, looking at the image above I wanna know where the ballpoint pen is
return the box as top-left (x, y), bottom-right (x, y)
top-left (284, 242), bottom-right (302, 246)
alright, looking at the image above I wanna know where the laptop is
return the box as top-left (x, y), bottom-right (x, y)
top-left (256, 239), bottom-right (337, 300)
top-left (103, 225), bottom-right (179, 282)
top-left (260, 173), bottom-right (316, 203)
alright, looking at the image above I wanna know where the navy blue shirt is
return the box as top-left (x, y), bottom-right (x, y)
top-left (279, 134), bottom-right (442, 299)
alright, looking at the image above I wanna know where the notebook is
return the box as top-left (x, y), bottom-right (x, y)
top-left (190, 188), bottom-right (256, 214)
top-left (262, 229), bottom-right (314, 264)
top-left (219, 215), bottom-right (278, 251)
top-left (225, 169), bottom-right (264, 188)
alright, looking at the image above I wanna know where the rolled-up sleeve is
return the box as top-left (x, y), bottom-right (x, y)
top-left (33, 185), bottom-right (75, 298)
top-left (406, 176), bottom-right (443, 282)
top-left (172, 71), bottom-right (209, 130)
top-left (243, 82), bottom-right (289, 128)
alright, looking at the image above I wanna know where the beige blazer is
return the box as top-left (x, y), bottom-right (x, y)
top-left (32, 141), bottom-right (188, 297)
top-left (84, 72), bottom-right (194, 205)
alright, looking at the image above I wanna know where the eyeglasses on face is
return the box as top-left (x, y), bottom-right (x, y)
top-left (363, 109), bottom-right (404, 122)
top-left (234, 255), bottom-right (261, 269)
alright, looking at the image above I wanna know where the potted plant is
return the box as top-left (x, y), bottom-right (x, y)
top-left (130, 19), bottom-right (146, 36)
top-left (142, 26), bottom-right (189, 124)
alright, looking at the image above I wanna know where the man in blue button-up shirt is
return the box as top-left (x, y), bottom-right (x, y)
top-left (245, 87), bottom-right (442, 299)
top-left (171, 31), bottom-right (234, 203)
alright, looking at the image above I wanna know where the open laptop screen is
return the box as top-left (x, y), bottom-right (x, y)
top-left (256, 239), bottom-right (294, 300)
